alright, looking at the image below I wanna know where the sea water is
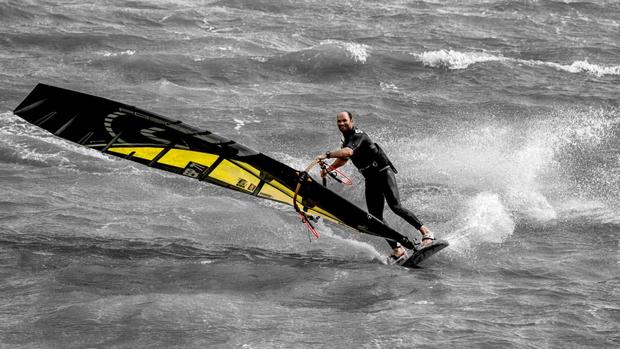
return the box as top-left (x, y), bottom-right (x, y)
top-left (0, 1), bottom-right (618, 348)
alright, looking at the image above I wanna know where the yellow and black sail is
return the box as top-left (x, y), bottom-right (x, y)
top-left (13, 83), bottom-right (412, 246)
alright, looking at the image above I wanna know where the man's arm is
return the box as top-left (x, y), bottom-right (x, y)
top-left (315, 147), bottom-right (353, 177)
top-left (315, 147), bottom-right (353, 162)
top-left (328, 157), bottom-right (348, 170)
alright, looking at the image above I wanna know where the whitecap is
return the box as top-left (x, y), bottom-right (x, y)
top-left (233, 116), bottom-right (261, 131)
top-left (250, 56), bottom-right (268, 63)
top-left (379, 82), bottom-right (399, 91)
top-left (318, 40), bottom-right (370, 63)
top-left (524, 59), bottom-right (620, 77)
top-left (99, 49), bottom-right (136, 57)
top-left (413, 49), bottom-right (620, 77)
top-left (413, 49), bottom-right (507, 69)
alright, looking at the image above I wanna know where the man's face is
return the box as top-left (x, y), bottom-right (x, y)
top-left (337, 112), bottom-right (353, 133)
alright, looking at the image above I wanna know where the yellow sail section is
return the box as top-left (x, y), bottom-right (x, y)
top-left (231, 159), bottom-right (341, 223)
top-left (231, 160), bottom-right (261, 176)
top-left (231, 160), bottom-right (297, 202)
top-left (107, 147), bottom-right (342, 224)
top-left (208, 159), bottom-right (261, 194)
top-left (108, 147), bottom-right (160, 161)
top-left (160, 149), bottom-right (218, 168)
top-left (108, 147), bottom-right (219, 168)
top-left (307, 208), bottom-right (341, 224)
top-left (256, 183), bottom-right (293, 203)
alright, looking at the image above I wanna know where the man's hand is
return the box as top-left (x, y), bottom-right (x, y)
top-left (314, 151), bottom-right (349, 179)
top-left (314, 154), bottom-right (327, 162)
top-left (315, 154), bottom-right (329, 177)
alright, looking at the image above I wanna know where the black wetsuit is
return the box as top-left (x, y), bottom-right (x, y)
top-left (342, 127), bottom-right (423, 249)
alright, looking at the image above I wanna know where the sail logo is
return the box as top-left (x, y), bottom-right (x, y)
top-left (183, 162), bottom-right (207, 178)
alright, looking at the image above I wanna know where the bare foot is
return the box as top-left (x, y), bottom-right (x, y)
top-left (392, 246), bottom-right (405, 257)
top-left (419, 226), bottom-right (434, 247)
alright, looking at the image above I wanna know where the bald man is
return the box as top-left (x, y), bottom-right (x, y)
top-left (315, 111), bottom-right (433, 263)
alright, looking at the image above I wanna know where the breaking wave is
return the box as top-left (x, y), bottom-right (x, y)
top-left (413, 49), bottom-right (620, 77)
top-left (414, 49), bottom-right (508, 69)
top-left (319, 40), bottom-right (370, 64)
top-left (97, 49), bottom-right (137, 57)
top-left (269, 40), bottom-right (370, 76)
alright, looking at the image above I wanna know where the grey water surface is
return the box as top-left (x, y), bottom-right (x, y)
top-left (1, 1), bottom-right (619, 348)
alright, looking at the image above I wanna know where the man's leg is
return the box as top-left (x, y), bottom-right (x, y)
top-left (383, 169), bottom-right (424, 231)
top-left (365, 178), bottom-right (399, 249)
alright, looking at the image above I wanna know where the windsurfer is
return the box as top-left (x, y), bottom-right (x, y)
top-left (314, 111), bottom-right (433, 262)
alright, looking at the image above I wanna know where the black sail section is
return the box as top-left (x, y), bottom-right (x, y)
top-left (13, 83), bottom-right (411, 246)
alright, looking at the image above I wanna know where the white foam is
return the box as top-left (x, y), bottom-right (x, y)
top-left (313, 222), bottom-right (385, 262)
top-left (318, 40), bottom-right (370, 63)
top-left (249, 56), bottom-right (268, 63)
top-left (555, 199), bottom-right (620, 225)
top-left (99, 49), bottom-right (136, 57)
top-left (528, 59), bottom-right (620, 77)
top-left (1, 112), bottom-right (120, 169)
top-left (414, 49), bottom-right (508, 69)
top-left (233, 116), bottom-right (261, 131)
top-left (505, 188), bottom-right (557, 222)
top-left (390, 123), bottom-right (553, 200)
top-left (154, 78), bottom-right (213, 93)
top-left (413, 49), bottom-right (620, 77)
top-left (384, 106), bottom-right (619, 223)
top-left (445, 192), bottom-right (515, 252)
top-left (379, 82), bottom-right (399, 91)
top-left (551, 107), bottom-right (620, 146)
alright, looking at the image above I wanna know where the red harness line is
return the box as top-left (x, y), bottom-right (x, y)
top-left (298, 212), bottom-right (320, 239)
top-left (293, 160), bottom-right (353, 241)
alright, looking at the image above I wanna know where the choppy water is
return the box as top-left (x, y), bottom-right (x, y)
top-left (1, 0), bottom-right (619, 348)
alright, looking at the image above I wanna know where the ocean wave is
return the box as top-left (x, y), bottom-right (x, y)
top-left (319, 40), bottom-right (370, 64)
top-left (526, 59), bottom-right (620, 77)
top-left (97, 49), bottom-right (137, 57)
top-left (413, 49), bottom-right (508, 70)
top-left (0, 112), bottom-right (115, 169)
top-left (2, 31), bottom-right (149, 53)
top-left (413, 49), bottom-right (620, 77)
top-left (90, 52), bottom-right (205, 85)
top-left (0, 2), bottom-right (36, 21)
top-left (0, 233), bottom-right (222, 260)
top-left (0, 230), bottom-right (359, 266)
top-left (269, 40), bottom-right (370, 76)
